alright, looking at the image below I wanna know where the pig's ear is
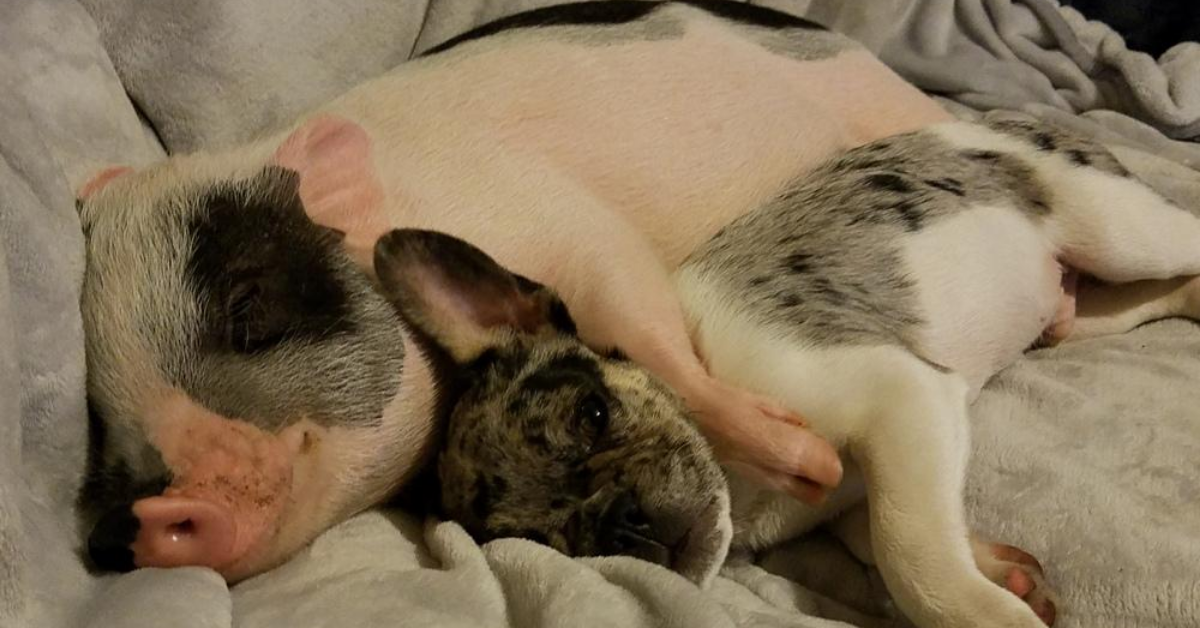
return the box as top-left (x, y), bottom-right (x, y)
top-left (273, 115), bottom-right (388, 267)
top-left (373, 229), bottom-right (576, 364)
top-left (77, 166), bottom-right (133, 200)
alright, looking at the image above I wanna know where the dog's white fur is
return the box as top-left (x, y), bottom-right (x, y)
top-left (676, 121), bottom-right (1200, 627)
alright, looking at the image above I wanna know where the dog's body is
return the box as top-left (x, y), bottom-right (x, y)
top-left (677, 115), bottom-right (1200, 627)
top-left (77, 2), bottom-right (947, 582)
top-left (416, 116), bottom-right (1200, 628)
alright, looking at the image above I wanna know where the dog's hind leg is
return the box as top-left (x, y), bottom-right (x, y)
top-left (1057, 276), bottom-right (1200, 342)
top-left (1025, 160), bottom-right (1200, 343)
top-left (708, 338), bottom-right (1051, 627)
top-left (938, 121), bottom-right (1200, 283)
top-left (846, 348), bottom-right (1049, 628)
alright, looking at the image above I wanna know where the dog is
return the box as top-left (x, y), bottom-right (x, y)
top-left (386, 116), bottom-right (1200, 628)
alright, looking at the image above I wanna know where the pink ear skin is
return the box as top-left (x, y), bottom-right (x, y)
top-left (274, 115), bottom-right (389, 269)
top-left (129, 495), bottom-right (238, 570)
top-left (77, 166), bottom-right (133, 199)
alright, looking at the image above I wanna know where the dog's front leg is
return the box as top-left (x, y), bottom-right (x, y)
top-left (852, 350), bottom-right (1051, 628)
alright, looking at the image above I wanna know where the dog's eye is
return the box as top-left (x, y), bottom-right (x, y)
top-left (576, 393), bottom-right (609, 435)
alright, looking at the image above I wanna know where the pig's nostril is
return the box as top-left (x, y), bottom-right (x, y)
top-left (167, 519), bottom-right (196, 539)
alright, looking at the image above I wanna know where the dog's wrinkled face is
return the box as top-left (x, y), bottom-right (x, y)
top-left (374, 230), bottom-right (733, 585)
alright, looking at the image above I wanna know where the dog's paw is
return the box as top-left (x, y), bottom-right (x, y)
top-left (971, 538), bottom-right (1058, 625)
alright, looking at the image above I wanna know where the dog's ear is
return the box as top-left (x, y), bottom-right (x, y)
top-left (373, 229), bottom-right (575, 364)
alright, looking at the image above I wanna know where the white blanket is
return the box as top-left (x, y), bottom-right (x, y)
top-left (4, 1), bottom-right (1199, 627)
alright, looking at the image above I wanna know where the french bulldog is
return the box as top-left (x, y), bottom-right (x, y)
top-left (412, 116), bottom-right (1200, 627)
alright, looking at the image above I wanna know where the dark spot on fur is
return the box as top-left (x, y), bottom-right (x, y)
top-left (467, 348), bottom-right (503, 375)
top-left (778, 294), bottom-right (801, 308)
top-left (749, 276), bottom-right (772, 287)
top-left (849, 158), bottom-right (886, 171)
top-left (471, 475), bottom-right (508, 522)
top-left (924, 177), bottom-right (966, 196)
top-left (522, 354), bottom-right (606, 395)
top-left (1066, 149), bottom-right (1093, 167)
top-left (1034, 132), bottom-right (1057, 151)
top-left (784, 252), bottom-right (814, 274)
top-left (864, 173), bottom-right (914, 194)
top-left (895, 201), bottom-right (923, 231)
top-left (964, 149), bottom-right (1002, 163)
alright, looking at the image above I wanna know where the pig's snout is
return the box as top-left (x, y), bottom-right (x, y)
top-left (88, 496), bottom-right (239, 572)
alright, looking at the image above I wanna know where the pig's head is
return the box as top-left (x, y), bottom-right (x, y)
top-left (75, 117), bottom-right (437, 582)
top-left (373, 229), bottom-right (732, 586)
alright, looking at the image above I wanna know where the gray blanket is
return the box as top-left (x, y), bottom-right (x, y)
top-left (2, 1), bottom-right (1197, 627)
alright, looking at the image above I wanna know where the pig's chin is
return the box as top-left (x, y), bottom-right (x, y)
top-left (672, 491), bottom-right (733, 588)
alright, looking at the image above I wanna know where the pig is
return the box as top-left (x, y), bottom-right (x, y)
top-left (416, 116), bottom-right (1200, 628)
top-left (76, 1), bottom-right (952, 582)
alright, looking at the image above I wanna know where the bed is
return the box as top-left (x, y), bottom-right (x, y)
top-left (3, 1), bottom-right (1198, 627)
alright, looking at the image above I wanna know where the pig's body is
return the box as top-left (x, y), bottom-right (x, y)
top-left (326, 7), bottom-right (946, 272)
top-left (78, 2), bottom-right (950, 582)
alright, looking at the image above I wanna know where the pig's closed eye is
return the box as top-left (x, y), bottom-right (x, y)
top-left (225, 280), bottom-right (286, 353)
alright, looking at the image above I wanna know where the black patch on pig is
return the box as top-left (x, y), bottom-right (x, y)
top-left (682, 0), bottom-right (827, 31)
top-left (422, 1), bottom-right (826, 57)
top-left (187, 167), bottom-right (355, 354)
top-left (88, 506), bottom-right (141, 572)
top-left (78, 398), bottom-right (172, 573)
top-left (422, 1), bottom-right (660, 56)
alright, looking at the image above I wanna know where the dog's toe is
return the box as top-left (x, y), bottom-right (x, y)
top-left (971, 537), bottom-right (1059, 626)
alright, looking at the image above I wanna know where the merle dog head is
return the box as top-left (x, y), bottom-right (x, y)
top-left (374, 229), bottom-right (732, 585)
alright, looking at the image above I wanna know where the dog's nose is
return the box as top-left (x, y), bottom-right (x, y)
top-left (599, 493), bottom-right (671, 567)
